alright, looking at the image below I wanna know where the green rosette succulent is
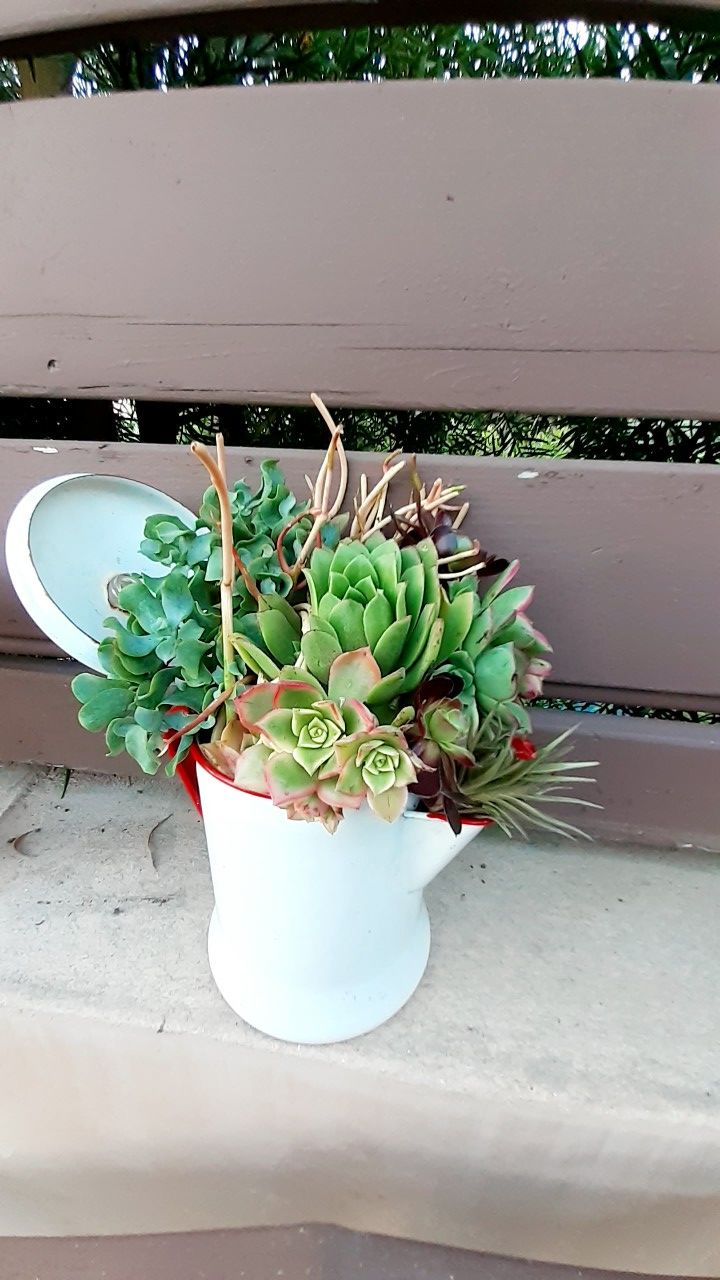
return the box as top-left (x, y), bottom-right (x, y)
top-left (323, 725), bottom-right (419, 824)
top-left (230, 674), bottom-right (420, 825)
top-left (298, 533), bottom-right (475, 703)
top-left (232, 675), bottom-right (377, 829)
top-left (447, 561), bottom-right (552, 732)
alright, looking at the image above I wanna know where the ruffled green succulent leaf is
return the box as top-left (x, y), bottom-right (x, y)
top-left (117, 579), bottom-right (166, 633)
top-left (72, 672), bottom-right (126, 704)
top-left (77, 685), bottom-right (133, 732)
top-left (328, 647), bottom-right (383, 702)
top-left (102, 618), bottom-right (158, 659)
top-left (105, 716), bottom-right (133, 756)
top-left (160, 569), bottom-right (194, 628)
top-left (329, 570), bottom-right (350, 597)
top-left (205, 545), bottom-right (224, 582)
top-left (265, 753), bottom-right (315, 804)
top-left (133, 707), bottom-right (165, 733)
top-left (186, 531), bottom-right (213, 567)
top-left (124, 723), bottom-right (161, 774)
top-left (437, 591), bottom-right (475, 664)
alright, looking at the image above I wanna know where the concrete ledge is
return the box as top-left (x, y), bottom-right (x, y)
top-left (0, 764), bottom-right (718, 1271)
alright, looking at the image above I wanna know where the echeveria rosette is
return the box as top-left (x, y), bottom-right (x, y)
top-left (300, 534), bottom-right (475, 704)
top-left (322, 725), bottom-right (420, 823)
top-left (232, 675), bottom-right (378, 828)
top-left (400, 673), bottom-right (476, 832)
top-left (448, 560), bottom-right (552, 732)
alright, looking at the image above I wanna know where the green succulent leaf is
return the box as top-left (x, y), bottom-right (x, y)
top-left (161, 569), bottom-right (194, 628)
top-left (78, 685), bottom-right (133, 732)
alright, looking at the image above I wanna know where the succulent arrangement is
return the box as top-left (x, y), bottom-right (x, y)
top-left (73, 395), bottom-right (596, 837)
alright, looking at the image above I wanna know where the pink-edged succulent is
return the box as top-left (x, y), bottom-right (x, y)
top-left (319, 724), bottom-right (420, 823)
top-left (230, 674), bottom-right (386, 826)
top-left (228, 673), bottom-right (421, 825)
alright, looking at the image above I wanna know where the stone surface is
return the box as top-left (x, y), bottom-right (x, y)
top-left (0, 761), bottom-right (718, 1120)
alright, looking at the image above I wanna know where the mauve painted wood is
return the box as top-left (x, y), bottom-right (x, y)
top-left (1, 440), bottom-right (718, 703)
top-left (1, 0), bottom-right (719, 58)
top-left (2, 81), bottom-right (719, 418)
top-left (0, 1225), bottom-right (699, 1280)
top-left (2, 656), bottom-right (717, 847)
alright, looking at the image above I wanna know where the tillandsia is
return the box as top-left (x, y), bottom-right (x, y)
top-left (72, 393), bottom-right (597, 833)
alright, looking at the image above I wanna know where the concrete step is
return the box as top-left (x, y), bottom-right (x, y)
top-left (0, 763), bottom-right (717, 1272)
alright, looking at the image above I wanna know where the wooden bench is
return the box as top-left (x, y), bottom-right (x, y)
top-left (0, 4), bottom-right (719, 1274)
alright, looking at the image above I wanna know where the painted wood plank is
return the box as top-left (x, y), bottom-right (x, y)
top-left (1, 80), bottom-right (719, 418)
top-left (1, 0), bottom-right (718, 58)
top-left (0, 1225), bottom-right (695, 1280)
top-left (1, 440), bottom-right (718, 702)
top-left (2, 656), bottom-right (716, 848)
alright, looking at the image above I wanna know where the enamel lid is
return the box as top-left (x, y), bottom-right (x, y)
top-left (5, 473), bottom-right (196, 672)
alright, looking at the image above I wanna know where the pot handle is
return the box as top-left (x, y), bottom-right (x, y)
top-left (163, 711), bottom-right (203, 816)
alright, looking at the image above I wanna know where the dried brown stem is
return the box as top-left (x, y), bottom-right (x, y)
top-left (191, 438), bottom-right (236, 720)
top-left (160, 686), bottom-right (234, 757)
top-left (233, 547), bottom-right (262, 604)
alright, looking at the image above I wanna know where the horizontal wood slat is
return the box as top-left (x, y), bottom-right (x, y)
top-left (0, 1224), bottom-right (699, 1280)
top-left (9, 1), bottom-right (720, 59)
top-left (2, 1), bottom-right (720, 59)
top-left (1, 440), bottom-right (718, 703)
top-left (1, 656), bottom-right (717, 848)
top-left (1, 80), bottom-right (719, 418)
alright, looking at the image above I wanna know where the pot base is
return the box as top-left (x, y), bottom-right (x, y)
top-left (207, 905), bottom-right (431, 1045)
